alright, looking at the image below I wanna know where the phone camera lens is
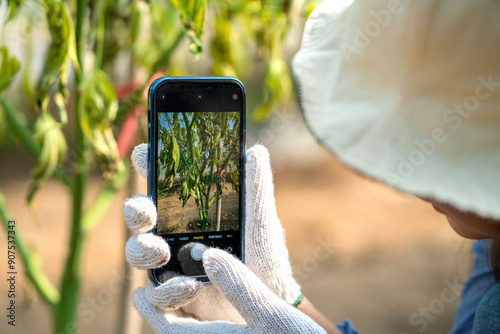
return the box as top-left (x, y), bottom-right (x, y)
top-left (160, 94), bottom-right (167, 100)
top-left (232, 94), bottom-right (238, 100)
top-left (197, 95), bottom-right (202, 100)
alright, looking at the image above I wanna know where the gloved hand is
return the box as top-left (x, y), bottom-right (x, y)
top-left (124, 144), bottom-right (326, 333)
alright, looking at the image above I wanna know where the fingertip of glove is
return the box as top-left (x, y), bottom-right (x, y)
top-left (145, 277), bottom-right (203, 310)
top-left (126, 233), bottom-right (170, 269)
top-left (202, 247), bottom-right (227, 264)
top-left (132, 144), bottom-right (148, 179)
top-left (202, 248), bottom-right (241, 280)
top-left (124, 195), bottom-right (157, 233)
top-left (246, 145), bottom-right (269, 163)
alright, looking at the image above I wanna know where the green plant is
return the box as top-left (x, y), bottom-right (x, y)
top-left (0, 0), bottom-right (315, 332)
top-left (158, 179), bottom-right (173, 199)
top-left (158, 111), bottom-right (239, 231)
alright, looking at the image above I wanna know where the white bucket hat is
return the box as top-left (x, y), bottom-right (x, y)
top-left (292, 0), bottom-right (500, 220)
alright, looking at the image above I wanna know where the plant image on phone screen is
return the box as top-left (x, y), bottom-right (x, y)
top-left (148, 78), bottom-right (245, 284)
top-left (157, 111), bottom-right (241, 233)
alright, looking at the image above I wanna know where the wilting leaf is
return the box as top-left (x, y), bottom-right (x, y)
top-left (0, 47), bottom-right (20, 94)
top-left (38, 0), bottom-right (78, 123)
top-left (301, 0), bottom-right (321, 18)
top-left (27, 112), bottom-right (68, 203)
top-left (7, 0), bottom-right (25, 20)
top-left (181, 181), bottom-right (189, 200)
top-left (80, 69), bottom-right (123, 184)
top-left (39, 0), bottom-right (78, 91)
top-left (253, 55), bottom-right (293, 121)
top-left (170, 0), bottom-right (206, 58)
top-left (171, 135), bottom-right (180, 172)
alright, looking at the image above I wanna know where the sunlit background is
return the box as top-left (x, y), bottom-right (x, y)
top-left (0, 1), bottom-right (471, 333)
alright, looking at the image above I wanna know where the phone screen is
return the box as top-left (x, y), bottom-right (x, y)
top-left (149, 79), bottom-right (245, 284)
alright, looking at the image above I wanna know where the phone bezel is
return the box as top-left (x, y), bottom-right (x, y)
top-left (147, 77), bottom-right (246, 286)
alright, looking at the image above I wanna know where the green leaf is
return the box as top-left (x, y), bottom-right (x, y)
top-left (37, 0), bottom-right (78, 124)
top-left (189, 189), bottom-right (198, 198)
top-left (39, 0), bottom-right (78, 98)
top-left (81, 69), bottom-right (118, 127)
top-left (301, 0), bottom-right (321, 18)
top-left (171, 135), bottom-right (180, 173)
top-left (0, 47), bottom-right (20, 95)
top-left (252, 103), bottom-right (271, 122)
top-left (80, 69), bottom-right (122, 185)
top-left (27, 112), bottom-right (68, 203)
top-left (129, 2), bottom-right (143, 45)
top-left (207, 194), bottom-right (217, 207)
top-left (170, 0), bottom-right (206, 58)
top-left (0, 103), bottom-right (6, 148)
top-left (54, 92), bottom-right (68, 124)
top-left (7, 0), bottom-right (25, 20)
top-left (181, 181), bottom-right (188, 199)
top-left (94, 70), bottom-right (118, 121)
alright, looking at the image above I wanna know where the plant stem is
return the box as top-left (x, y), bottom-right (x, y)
top-left (94, 0), bottom-right (106, 70)
top-left (55, 158), bottom-right (87, 333)
top-left (181, 113), bottom-right (194, 159)
top-left (55, 0), bottom-right (88, 332)
top-left (75, 0), bottom-right (86, 77)
top-left (0, 191), bottom-right (60, 307)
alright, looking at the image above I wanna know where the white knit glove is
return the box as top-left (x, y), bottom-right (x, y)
top-left (124, 144), bottom-right (326, 333)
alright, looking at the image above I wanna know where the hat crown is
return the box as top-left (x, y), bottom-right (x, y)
top-left (293, 0), bottom-right (500, 220)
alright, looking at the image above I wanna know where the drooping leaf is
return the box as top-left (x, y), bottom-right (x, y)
top-left (181, 180), bottom-right (189, 202)
top-left (170, 0), bottom-right (206, 58)
top-left (37, 0), bottom-right (78, 124)
top-left (39, 0), bottom-right (78, 92)
top-left (80, 69), bottom-right (123, 185)
top-left (171, 135), bottom-right (180, 173)
top-left (0, 47), bottom-right (20, 94)
top-left (7, 0), bottom-right (25, 20)
top-left (27, 112), bottom-right (68, 203)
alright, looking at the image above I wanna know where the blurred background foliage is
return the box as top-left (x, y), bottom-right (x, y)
top-left (0, 0), bottom-right (318, 332)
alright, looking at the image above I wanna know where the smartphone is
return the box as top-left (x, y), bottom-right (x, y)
top-left (147, 77), bottom-right (245, 285)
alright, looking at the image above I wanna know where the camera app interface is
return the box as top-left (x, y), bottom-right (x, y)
top-left (155, 111), bottom-right (241, 281)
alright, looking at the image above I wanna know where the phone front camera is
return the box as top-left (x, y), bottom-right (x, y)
top-left (232, 94), bottom-right (238, 100)
top-left (160, 94), bottom-right (167, 100)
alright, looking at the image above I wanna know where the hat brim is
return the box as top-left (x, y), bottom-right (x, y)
top-left (292, 0), bottom-right (500, 220)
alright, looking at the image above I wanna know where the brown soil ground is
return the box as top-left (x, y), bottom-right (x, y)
top-left (0, 142), bottom-right (471, 334)
top-left (157, 187), bottom-right (239, 234)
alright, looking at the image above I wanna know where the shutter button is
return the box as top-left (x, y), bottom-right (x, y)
top-left (190, 244), bottom-right (206, 261)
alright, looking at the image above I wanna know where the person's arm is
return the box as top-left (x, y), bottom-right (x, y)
top-left (298, 297), bottom-right (342, 334)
